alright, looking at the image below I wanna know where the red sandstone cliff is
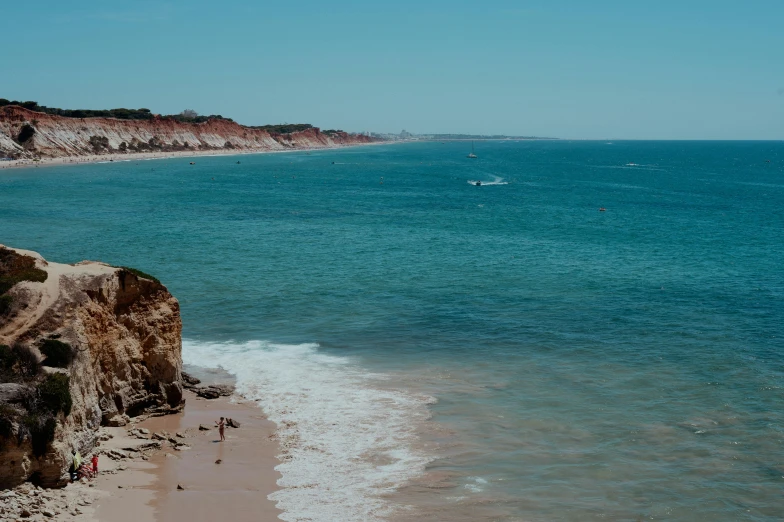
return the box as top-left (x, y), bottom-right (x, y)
top-left (0, 106), bottom-right (377, 159)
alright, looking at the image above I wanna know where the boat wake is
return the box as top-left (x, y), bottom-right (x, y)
top-left (592, 164), bottom-right (667, 172)
top-left (467, 175), bottom-right (508, 186)
top-left (625, 163), bottom-right (661, 168)
top-left (183, 339), bottom-right (435, 522)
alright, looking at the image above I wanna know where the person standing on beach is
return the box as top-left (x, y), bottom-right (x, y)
top-left (70, 449), bottom-right (81, 482)
top-left (216, 417), bottom-right (226, 441)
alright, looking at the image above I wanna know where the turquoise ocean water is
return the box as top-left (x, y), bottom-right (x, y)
top-left (1, 141), bottom-right (783, 521)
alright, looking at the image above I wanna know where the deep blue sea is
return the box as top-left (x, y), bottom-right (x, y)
top-left (1, 141), bottom-right (783, 521)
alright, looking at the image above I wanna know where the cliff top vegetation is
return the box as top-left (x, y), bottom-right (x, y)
top-left (0, 247), bottom-right (48, 316)
top-left (0, 100), bottom-right (333, 136)
top-left (0, 99), bottom-right (233, 124)
top-left (248, 123), bottom-right (314, 134)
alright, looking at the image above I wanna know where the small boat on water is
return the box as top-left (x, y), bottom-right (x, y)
top-left (475, 181), bottom-right (482, 186)
top-left (467, 141), bottom-right (477, 159)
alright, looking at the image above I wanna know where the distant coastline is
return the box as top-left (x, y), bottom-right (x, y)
top-left (0, 141), bottom-right (384, 171)
top-left (372, 131), bottom-right (558, 141)
top-left (423, 134), bottom-right (558, 141)
top-left (0, 102), bottom-right (381, 167)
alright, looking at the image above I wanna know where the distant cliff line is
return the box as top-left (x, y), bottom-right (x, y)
top-left (0, 105), bottom-right (379, 160)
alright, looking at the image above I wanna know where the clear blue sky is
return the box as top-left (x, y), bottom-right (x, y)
top-left (1, 1), bottom-right (782, 139)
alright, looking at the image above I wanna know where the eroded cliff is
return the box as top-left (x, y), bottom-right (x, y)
top-left (0, 106), bottom-right (376, 159)
top-left (0, 246), bottom-right (182, 488)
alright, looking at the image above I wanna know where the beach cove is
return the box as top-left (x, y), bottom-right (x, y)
top-left (1, 140), bottom-right (783, 521)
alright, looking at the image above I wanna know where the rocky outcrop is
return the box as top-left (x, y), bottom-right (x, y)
top-left (181, 371), bottom-right (235, 399)
top-left (0, 481), bottom-right (100, 520)
top-left (0, 106), bottom-right (377, 159)
top-left (0, 246), bottom-right (183, 488)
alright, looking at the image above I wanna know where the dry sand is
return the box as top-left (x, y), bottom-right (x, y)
top-left (0, 149), bottom-right (302, 171)
top-left (0, 141), bottom-right (385, 171)
top-left (93, 390), bottom-right (281, 522)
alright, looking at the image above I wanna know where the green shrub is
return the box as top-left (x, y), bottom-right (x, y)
top-left (0, 344), bottom-right (13, 371)
top-left (0, 294), bottom-right (12, 315)
top-left (16, 344), bottom-right (41, 380)
top-left (23, 414), bottom-right (57, 457)
top-left (250, 123), bottom-right (313, 134)
top-left (0, 403), bottom-right (16, 441)
top-left (37, 373), bottom-right (72, 417)
top-left (0, 344), bottom-right (17, 381)
top-left (39, 339), bottom-right (75, 368)
top-left (0, 406), bottom-right (15, 451)
top-left (0, 247), bottom-right (48, 295)
top-left (88, 135), bottom-right (109, 151)
top-left (117, 266), bottom-right (160, 284)
top-left (0, 343), bottom-right (40, 381)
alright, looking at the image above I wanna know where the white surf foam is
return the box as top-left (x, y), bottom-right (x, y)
top-left (467, 175), bottom-right (509, 186)
top-left (183, 340), bottom-right (435, 521)
top-left (463, 476), bottom-right (488, 493)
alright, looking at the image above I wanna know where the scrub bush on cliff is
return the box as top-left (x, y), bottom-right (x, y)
top-left (0, 344), bottom-right (14, 378)
top-left (115, 266), bottom-right (160, 284)
top-left (0, 343), bottom-right (40, 382)
top-left (0, 295), bottom-right (12, 315)
top-left (20, 373), bottom-right (72, 418)
top-left (39, 339), bottom-right (75, 368)
top-left (18, 374), bottom-right (72, 457)
top-left (0, 404), bottom-right (14, 436)
top-left (0, 247), bottom-right (48, 317)
top-left (88, 135), bottom-right (110, 151)
top-left (0, 404), bottom-right (16, 450)
top-left (36, 374), bottom-right (72, 417)
top-left (0, 247), bottom-right (48, 295)
top-left (23, 415), bottom-right (57, 457)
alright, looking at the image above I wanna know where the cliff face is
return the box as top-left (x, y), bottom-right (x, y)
top-left (0, 106), bottom-right (376, 159)
top-left (0, 247), bottom-right (182, 488)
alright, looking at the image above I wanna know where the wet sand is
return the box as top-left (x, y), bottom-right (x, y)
top-left (94, 390), bottom-right (281, 521)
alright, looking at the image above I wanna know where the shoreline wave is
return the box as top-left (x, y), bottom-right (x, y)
top-left (183, 339), bottom-right (435, 521)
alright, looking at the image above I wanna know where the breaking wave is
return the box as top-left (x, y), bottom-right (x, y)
top-left (183, 339), bottom-right (435, 521)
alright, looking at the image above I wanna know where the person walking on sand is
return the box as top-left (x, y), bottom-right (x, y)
top-left (216, 417), bottom-right (226, 441)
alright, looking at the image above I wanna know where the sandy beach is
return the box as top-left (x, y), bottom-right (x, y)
top-left (93, 390), bottom-right (281, 522)
top-left (0, 142), bottom-right (385, 171)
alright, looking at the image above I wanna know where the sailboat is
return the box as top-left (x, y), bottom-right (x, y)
top-left (467, 141), bottom-right (477, 159)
